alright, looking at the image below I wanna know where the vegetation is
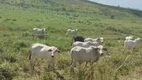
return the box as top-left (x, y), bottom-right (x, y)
top-left (0, 0), bottom-right (142, 80)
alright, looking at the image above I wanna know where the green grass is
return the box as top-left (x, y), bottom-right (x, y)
top-left (0, 0), bottom-right (142, 80)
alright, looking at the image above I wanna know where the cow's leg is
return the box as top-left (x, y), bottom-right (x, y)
top-left (85, 62), bottom-right (88, 67)
top-left (83, 62), bottom-right (88, 70)
top-left (132, 47), bottom-right (136, 54)
top-left (30, 55), bottom-right (35, 75)
top-left (70, 61), bottom-right (75, 72)
top-left (123, 48), bottom-right (126, 54)
top-left (30, 56), bottom-right (34, 71)
top-left (52, 58), bottom-right (55, 71)
top-left (47, 60), bottom-right (51, 71)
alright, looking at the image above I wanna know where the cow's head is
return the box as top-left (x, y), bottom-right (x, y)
top-left (76, 28), bottom-right (79, 31)
top-left (99, 37), bottom-right (104, 43)
top-left (92, 45), bottom-right (111, 56)
top-left (48, 47), bottom-right (61, 58)
top-left (96, 37), bottom-right (104, 43)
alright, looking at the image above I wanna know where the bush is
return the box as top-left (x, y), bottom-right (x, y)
top-left (111, 15), bottom-right (115, 19)
top-left (0, 61), bottom-right (15, 80)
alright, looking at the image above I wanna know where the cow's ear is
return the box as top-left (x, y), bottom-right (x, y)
top-left (56, 49), bottom-right (61, 53)
top-left (58, 50), bottom-right (61, 53)
top-left (103, 48), bottom-right (107, 51)
top-left (48, 49), bottom-right (52, 52)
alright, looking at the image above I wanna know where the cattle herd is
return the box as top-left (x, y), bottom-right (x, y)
top-left (31, 28), bottom-right (141, 72)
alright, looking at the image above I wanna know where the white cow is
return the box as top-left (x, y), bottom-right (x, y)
top-left (125, 35), bottom-right (134, 40)
top-left (29, 43), bottom-right (60, 71)
top-left (124, 37), bottom-right (141, 52)
top-left (70, 45), bottom-right (109, 72)
top-left (32, 28), bottom-right (46, 36)
top-left (84, 37), bottom-right (104, 44)
top-left (72, 41), bottom-right (99, 48)
top-left (66, 28), bottom-right (78, 36)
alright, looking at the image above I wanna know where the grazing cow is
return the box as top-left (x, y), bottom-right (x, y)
top-left (72, 41), bottom-right (99, 48)
top-left (66, 28), bottom-right (78, 36)
top-left (84, 37), bottom-right (104, 44)
top-left (124, 37), bottom-right (141, 52)
top-left (125, 35), bottom-right (134, 40)
top-left (73, 36), bottom-right (85, 42)
top-left (29, 43), bottom-right (60, 71)
top-left (70, 45), bottom-right (109, 72)
top-left (32, 28), bottom-right (46, 36)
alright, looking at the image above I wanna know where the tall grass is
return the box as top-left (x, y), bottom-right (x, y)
top-left (0, 0), bottom-right (142, 80)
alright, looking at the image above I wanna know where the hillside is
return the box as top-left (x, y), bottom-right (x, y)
top-left (0, 0), bottom-right (142, 80)
top-left (0, 0), bottom-right (142, 36)
top-left (1, 0), bottom-right (142, 17)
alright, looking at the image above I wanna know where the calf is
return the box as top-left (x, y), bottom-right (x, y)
top-left (66, 28), bottom-right (78, 36)
top-left (32, 28), bottom-right (46, 36)
top-left (29, 43), bottom-right (60, 71)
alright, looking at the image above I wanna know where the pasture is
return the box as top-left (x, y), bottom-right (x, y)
top-left (0, 0), bottom-right (142, 80)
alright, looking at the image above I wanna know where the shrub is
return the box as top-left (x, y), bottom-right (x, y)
top-left (111, 15), bottom-right (115, 19)
top-left (0, 61), bottom-right (15, 80)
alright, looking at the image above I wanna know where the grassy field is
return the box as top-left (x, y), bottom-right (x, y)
top-left (0, 0), bottom-right (142, 80)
